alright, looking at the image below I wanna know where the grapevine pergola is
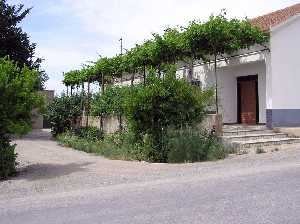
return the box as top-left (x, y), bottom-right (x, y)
top-left (63, 12), bottom-right (269, 115)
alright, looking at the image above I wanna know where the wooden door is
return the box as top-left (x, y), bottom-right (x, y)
top-left (237, 76), bottom-right (258, 124)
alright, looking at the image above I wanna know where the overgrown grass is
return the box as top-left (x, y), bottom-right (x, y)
top-left (166, 130), bottom-right (228, 163)
top-left (57, 131), bottom-right (146, 161)
top-left (57, 128), bottom-right (229, 163)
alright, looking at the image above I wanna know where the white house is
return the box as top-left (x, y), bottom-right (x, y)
top-left (177, 3), bottom-right (300, 128)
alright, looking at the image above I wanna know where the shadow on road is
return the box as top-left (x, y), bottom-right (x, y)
top-left (16, 162), bottom-right (94, 181)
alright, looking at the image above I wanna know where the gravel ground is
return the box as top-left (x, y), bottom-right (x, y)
top-left (1, 129), bottom-right (300, 201)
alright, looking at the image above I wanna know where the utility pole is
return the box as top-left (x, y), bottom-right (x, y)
top-left (119, 37), bottom-right (123, 56)
top-left (119, 37), bottom-right (123, 84)
top-left (118, 37), bottom-right (123, 131)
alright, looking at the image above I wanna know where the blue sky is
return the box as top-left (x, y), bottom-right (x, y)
top-left (8, 0), bottom-right (299, 94)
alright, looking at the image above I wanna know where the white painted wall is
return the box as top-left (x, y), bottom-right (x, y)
top-left (270, 15), bottom-right (300, 109)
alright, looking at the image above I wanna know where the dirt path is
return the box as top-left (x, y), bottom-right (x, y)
top-left (2, 129), bottom-right (300, 201)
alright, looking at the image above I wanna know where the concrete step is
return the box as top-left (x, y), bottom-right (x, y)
top-left (232, 138), bottom-right (300, 151)
top-left (223, 133), bottom-right (288, 142)
top-left (223, 129), bottom-right (274, 136)
top-left (223, 125), bottom-right (268, 132)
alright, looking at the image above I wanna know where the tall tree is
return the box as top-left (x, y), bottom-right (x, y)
top-left (0, 0), bottom-right (48, 89)
top-left (0, 57), bottom-right (43, 179)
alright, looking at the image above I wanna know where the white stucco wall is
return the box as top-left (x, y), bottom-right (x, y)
top-left (270, 15), bottom-right (300, 109)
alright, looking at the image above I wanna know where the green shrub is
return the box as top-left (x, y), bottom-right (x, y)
top-left (0, 138), bottom-right (17, 179)
top-left (123, 67), bottom-right (214, 162)
top-left (166, 129), bottom-right (228, 163)
top-left (45, 94), bottom-right (83, 136)
top-left (0, 57), bottom-right (42, 179)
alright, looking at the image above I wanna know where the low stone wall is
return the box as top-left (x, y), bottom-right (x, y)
top-left (81, 114), bottom-right (222, 135)
top-left (81, 115), bottom-right (126, 134)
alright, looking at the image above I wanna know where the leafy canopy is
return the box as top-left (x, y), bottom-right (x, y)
top-left (0, 57), bottom-right (43, 179)
top-left (0, 0), bottom-right (48, 89)
top-left (0, 57), bottom-right (43, 137)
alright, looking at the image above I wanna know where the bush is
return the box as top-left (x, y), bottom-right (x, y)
top-left (166, 129), bottom-right (228, 163)
top-left (123, 66), bottom-right (214, 162)
top-left (0, 57), bottom-right (42, 179)
top-left (0, 138), bottom-right (17, 179)
top-left (45, 94), bottom-right (83, 136)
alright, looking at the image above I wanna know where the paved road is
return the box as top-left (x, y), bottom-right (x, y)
top-left (1, 130), bottom-right (300, 224)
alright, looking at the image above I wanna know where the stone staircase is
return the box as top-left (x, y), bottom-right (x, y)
top-left (222, 125), bottom-right (300, 153)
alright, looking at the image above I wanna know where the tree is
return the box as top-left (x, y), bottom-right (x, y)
top-left (0, 57), bottom-right (43, 179)
top-left (0, 0), bottom-right (48, 89)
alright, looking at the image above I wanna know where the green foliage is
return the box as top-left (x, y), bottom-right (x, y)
top-left (0, 136), bottom-right (17, 179)
top-left (0, 57), bottom-right (43, 136)
top-left (90, 65), bottom-right (213, 162)
top-left (0, 0), bottom-right (48, 89)
top-left (0, 57), bottom-right (42, 179)
top-left (56, 131), bottom-right (145, 161)
top-left (124, 66), bottom-right (213, 161)
top-left (91, 85), bottom-right (129, 117)
top-left (57, 128), bottom-right (228, 164)
top-left (185, 11), bottom-right (269, 58)
top-left (45, 94), bottom-right (83, 136)
top-left (63, 70), bottom-right (83, 87)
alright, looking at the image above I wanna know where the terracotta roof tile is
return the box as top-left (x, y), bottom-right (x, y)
top-left (250, 3), bottom-right (300, 31)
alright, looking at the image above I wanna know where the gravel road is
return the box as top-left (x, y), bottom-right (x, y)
top-left (1, 129), bottom-right (300, 223)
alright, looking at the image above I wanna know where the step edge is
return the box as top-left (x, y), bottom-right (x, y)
top-left (222, 133), bottom-right (287, 139)
top-left (231, 138), bottom-right (300, 145)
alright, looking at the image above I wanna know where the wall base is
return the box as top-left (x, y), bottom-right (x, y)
top-left (266, 109), bottom-right (300, 128)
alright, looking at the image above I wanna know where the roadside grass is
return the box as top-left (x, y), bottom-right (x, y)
top-left (57, 131), bottom-right (145, 161)
top-left (56, 130), bottom-right (229, 163)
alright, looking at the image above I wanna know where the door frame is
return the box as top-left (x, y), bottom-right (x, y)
top-left (237, 75), bottom-right (259, 124)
